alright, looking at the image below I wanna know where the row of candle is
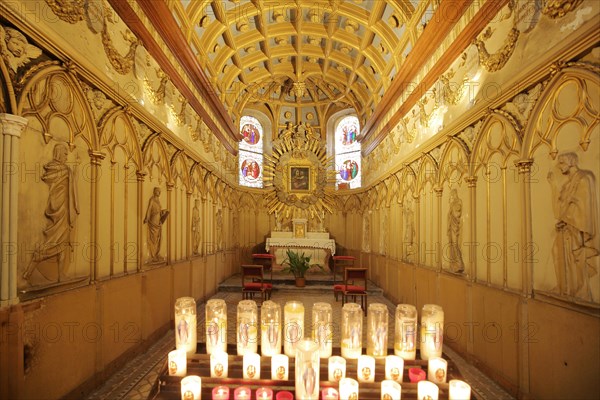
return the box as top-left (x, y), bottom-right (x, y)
top-left (195, 299), bottom-right (444, 361)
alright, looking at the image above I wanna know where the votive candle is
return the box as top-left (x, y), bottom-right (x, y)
top-left (180, 375), bottom-right (201, 400)
top-left (212, 386), bottom-right (229, 400)
top-left (312, 302), bottom-right (333, 358)
top-left (256, 388), bottom-right (273, 400)
top-left (283, 301), bottom-right (304, 357)
top-left (338, 378), bottom-right (359, 400)
top-left (357, 355), bottom-right (375, 383)
top-left (243, 352), bottom-right (261, 379)
top-left (394, 304), bottom-right (417, 360)
top-left (328, 356), bottom-right (346, 382)
top-left (322, 387), bottom-right (339, 400)
top-left (271, 354), bottom-right (289, 380)
top-left (233, 387), bottom-right (251, 400)
top-left (341, 303), bottom-right (362, 359)
top-left (295, 339), bottom-right (320, 400)
top-left (210, 351), bottom-right (228, 378)
top-left (367, 303), bottom-right (388, 358)
top-left (175, 297), bottom-right (197, 356)
top-left (206, 299), bottom-right (227, 354)
top-left (428, 357), bottom-right (448, 384)
top-left (381, 380), bottom-right (401, 400)
top-left (168, 349), bottom-right (187, 377)
top-left (275, 392), bottom-right (293, 400)
top-left (418, 380), bottom-right (439, 400)
top-left (237, 300), bottom-right (258, 355)
top-left (261, 300), bottom-right (282, 356)
top-left (408, 367), bottom-right (426, 383)
top-left (385, 355), bottom-right (404, 382)
top-left (449, 379), bottom-right (472, 400)
top-left (420, 304), bottom-right (444, 360)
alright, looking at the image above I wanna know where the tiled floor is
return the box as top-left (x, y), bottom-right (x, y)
top-left (86, 284), bottom-right (515, 400)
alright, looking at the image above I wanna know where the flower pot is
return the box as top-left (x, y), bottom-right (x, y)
top-left (295, 277), bottom-right (306, 287)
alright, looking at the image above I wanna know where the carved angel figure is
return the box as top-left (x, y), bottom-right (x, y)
top-left (0, 26), bottom-right (42, 73)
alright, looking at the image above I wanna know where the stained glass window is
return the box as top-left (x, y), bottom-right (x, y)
top-left (335, 116), bottom-right (361, 189)
top-left (238, 115), bottom-right (263, 188)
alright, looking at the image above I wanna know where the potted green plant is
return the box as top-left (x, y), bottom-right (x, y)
top-left (281, 249), bottom-right (312, 287)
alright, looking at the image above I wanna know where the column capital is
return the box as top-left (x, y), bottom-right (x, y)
top-left (465, 176), bottom-right (478, 187)
top-left (88, 150), bottom-right (106, 165)
top-left (0, 114), bottom-right (28, 137)
top-left (515, 159), bottom-right (534, 174)
top-left (434, 187), bottom-right (444, 197)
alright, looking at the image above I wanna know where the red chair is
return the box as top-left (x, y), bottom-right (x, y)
top-left (341, 267), bottom-right (368, 315)
top-left (252, 253), bottom-right (274, 277)
top-left (242, 264), bottom-right (272, 302)
top-left (332, 255), bottom-right (356, 301)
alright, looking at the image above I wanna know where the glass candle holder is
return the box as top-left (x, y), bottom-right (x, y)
top-left (367, 303), bottom-right (388, 358)
top-left (271, 354), bottom-right (289, 380)
top-left (206, 299), bottom-right (227, 354)
top-left (394, 304), bottom-right (417, 360)
top-left (243, 352), bottom-right (261, 379)
top-left (233, 387), bottom-right (251, 400)
top-left (256, 388), bottom-right (273, 400)
top-left (295, 339), bottom-right (320, 400)
top-left (275, 392), bottom-right (293, 400)
top-left (261, 300), bottom-right (282, 356)
top-left (328, 356), bottom-right (346, 382)
top-left (449, 379), bottom-right (472, 400)
top-left (420, 304), bottom-right (444, 360)
top-left (418, 380), bottom-right (439, 400)
top-left (322, 387), bottom-right (339, 400)
top-left (341, 303), bottom-right (363, 359)
top-left (338, 378), bottom-right (359, 400)
top-left (283, 301), bottom-right (304, 357)
top-left (385, 355), bottom-right (404, 382)
top-left (312, 302), bottom-right (333, 358)
top-left (180, 375), bottom-right (201, 400)
top-left (408, 367), bottom-right (426, 383)
top-left (428, 357), bottom-right (448, 384)
top-left (175, 297), bottom-right (197, 356)
top-left (168, 349), bottom-right (187, 377)
top-left (357, 355), bottom-right (375, 383)
top-left (212, 386), bottom-right (229, 400)
top-left (210, 351), bottom-right (228, 378)
top-left (237, 300), bottom-right (258, 355)
top-left (381, 380), bottom-right (401, 400)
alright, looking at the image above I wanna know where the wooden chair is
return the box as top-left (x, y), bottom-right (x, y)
top-left (252, 253), bottom-right (274, 281)
top-left (241, 264), bottom-right (272, 302)
top-left (332, 256), bottom-right (356, 301)
top-left (341, 267), bottom-right (368, 315)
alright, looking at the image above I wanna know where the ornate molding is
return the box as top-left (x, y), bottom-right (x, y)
top-left (101, 28), bottom-right (138, 75)
top-left (44, 0), bottom-right (85, 24)
top-left (473, 27), bottom-right (520, 73)
top-left (514, 159), bottom-right (534, 174)
top-left (541, 0), bottom-right (583, 19)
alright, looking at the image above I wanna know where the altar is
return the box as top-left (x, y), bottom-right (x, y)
top-left (266, 225), bottom-right (335, 269)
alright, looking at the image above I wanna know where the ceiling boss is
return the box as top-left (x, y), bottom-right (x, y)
top-left (263, 121), bottom-right (336, 220)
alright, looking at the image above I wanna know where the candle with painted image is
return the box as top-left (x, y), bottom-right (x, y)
top-left (328, 356), bottom-right (346, 382)
top-left (261, 300), bottom-right (282, 356)
top-left (428, 357), bottom-right (448, 384)
top-left (256, 388), bottom-right (273, 400)
top-left (341, 303), bottom-right (362, 359)
top-left (167, 349), bottom-right (186, 377)
top-left (394, 304), bottom-right (417, 360)
top-left (420, 304), bottom-right (444, 360)
top-left (357, 355), bottom-right (375, 383)
top-left (367, 303), bottom-right (388, 358)
top-left (385, 355), bottom-right (404, 382)
top-left (322, 387), bottom-right (339, 400)
top-left (312, 302), bottom-right (333, 358)
top-left (233, 387), bottom-right (251, 400)
top-left (283, 301), bottom-right (304, 357)
top-left (418, 380), bottom-right (439, 400)
top-left (209, 351), bottom-right (228, 378)
top-left (180, 375), bottom-right (201, 400)
top-left (295, 339), bottom-right (320, 400)
top-left (338, 378), bottom-right (359, 400)
top-left (449, 379), bottom-right (471, 400)
top-left (175, 297), bottom-right (197, 356)
top-left (206, 299), bottom-right (227, 354)
top-left (243, 352), bottom-right (261, 379)
top-left (381, 380), bottom-right (401, 400)
top-left (237, 300), bottom-right (258, 355)
top-left (271, 354), bottom-right (289, 380)
top-left (212, 386), bottom-right (229, 400)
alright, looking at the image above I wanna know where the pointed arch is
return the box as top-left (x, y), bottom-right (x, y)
top-left (344, 194), bottom-right (362, 213)
top-left (438, 136), bottom-right (470, 187)
top-left (98, 108), bottom-right (143, 170)
top-left (416, 153), bottom-right (439, 195)
top-left (142, 135), bottom-right (172, 184)
top-left (171, 150), bottom-right (191, 192)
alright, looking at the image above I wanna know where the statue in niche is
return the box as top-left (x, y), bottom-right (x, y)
top-left (380, 209), bottom-right (389, 255)
top-left (216, 208), bottom-right (223, 251)
top-left (403, 197), bottom-right (415, 261)
top-left (362, 213), bottom-right (371, 253)
top-left (144, 187), bottom-right (169, 263)
top-left (23, 143), bottom-right (79, 283)
top-left (0, 26), bottom-right (42, 73)
top-left (191, 198), bottom-right (201, 255)
top-left (547, 152), bottom-right (598, 301)
top-left (447, 189), bottom-right (465, 273)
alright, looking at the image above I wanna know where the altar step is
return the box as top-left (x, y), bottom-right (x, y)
top-left (217, 271), bottom-right (384, 296)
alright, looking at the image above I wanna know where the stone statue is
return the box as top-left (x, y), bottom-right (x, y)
top-left (216, 208), bottom-right (223, 251)
top-left (274, 210), bottom-right (282, 231)
top-left (23, 143), bottom-right (79, 282)
top-left (0, 26), bottom-right (42, 73)
top-left (192, 198), bottom-right (201, 255)
top-left (403, 197), bottom-right (415, 261)
top-left (447, 189), bottom-right (465, 273)
top-left (144, 187), bottom-right (168, 263)
top-left (548, 152), bottom-right (598, 301)
top-left (362, 213), bottom-right (371, 253)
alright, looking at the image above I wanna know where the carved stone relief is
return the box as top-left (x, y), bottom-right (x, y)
top-left (144, 187), bottom-right (168, 264)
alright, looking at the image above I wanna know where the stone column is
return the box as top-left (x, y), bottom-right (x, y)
top-left (88, 150), bottom-right (106, 283)
top-left (465, 176), bottom-right (478, 281)
top-left (434, 187), bottom-right (443, 271)
top-left (166, 183), bottom-right (174, 264)
top-left (0, 114), bottom-right (27, 306)
top-left (136, 171), bottom-right (146, 271)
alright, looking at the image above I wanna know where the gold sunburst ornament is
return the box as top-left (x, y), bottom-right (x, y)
top-left (263, 122), bottom-right (336, 220)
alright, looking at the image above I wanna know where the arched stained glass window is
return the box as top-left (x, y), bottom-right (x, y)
top-left (335, 116), bottom-right (361, 189)
top-left (238, 115), bottom-right (263, 188)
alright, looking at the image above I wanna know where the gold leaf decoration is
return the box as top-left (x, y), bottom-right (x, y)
top-left (473, 28), bottom-right (520, 73)
top-left (542, 0), bottom-right (583, 19)
top-left (44, 0), bottom-right (85, 24)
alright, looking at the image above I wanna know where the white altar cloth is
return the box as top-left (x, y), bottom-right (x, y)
top-left (265, 237), bottom-right (336, 254)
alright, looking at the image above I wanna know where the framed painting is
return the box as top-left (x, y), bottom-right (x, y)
top-left (289, 166), bottom-right (310, 192)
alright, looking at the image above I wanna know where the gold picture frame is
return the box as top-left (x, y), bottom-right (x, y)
top-left (289, 166), bottom-right (311, 192)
